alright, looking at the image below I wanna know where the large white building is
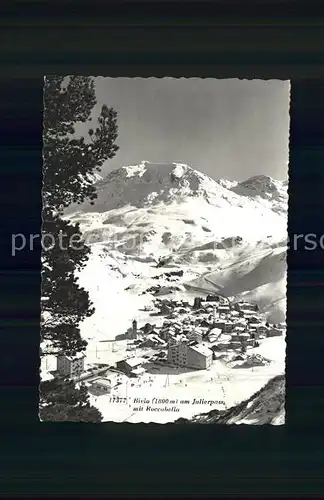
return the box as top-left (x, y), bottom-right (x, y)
top-left (167, 336), bottom-right (213, 370)
top-left (57, 352), bottom-right (85, 378)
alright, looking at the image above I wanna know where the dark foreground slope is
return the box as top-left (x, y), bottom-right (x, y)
top-left (175, 374), bottom-right (285, 425)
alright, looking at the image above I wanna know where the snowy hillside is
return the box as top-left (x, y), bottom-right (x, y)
top-left (187, 245), bottom-right (287, 323)
top-left (176, 374), bottom-right (285, 425)
top-left (216, 178), bottom-right (238, 190)
top-left (66, 161), bottom-right (288, 337)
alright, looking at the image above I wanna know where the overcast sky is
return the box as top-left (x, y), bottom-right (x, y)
top-left (78, 78), bottom-right (290, 182)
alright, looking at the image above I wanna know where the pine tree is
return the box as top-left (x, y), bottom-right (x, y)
top-left (41, 76), bottom-right (119, 356)
top-left (42, 76), bottom-right (118, 210)
top-left (39, 378), bottom-right (102, 422)
top-left (40, 76), bottom-right (119, 422)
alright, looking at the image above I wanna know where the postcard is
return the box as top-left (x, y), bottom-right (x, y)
top-left (40, 77), bottom-right (288, 424)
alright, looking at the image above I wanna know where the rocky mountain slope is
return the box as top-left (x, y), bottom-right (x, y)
top-left (176, 374), bottom-right (285, 425)
top-left (231, 175), bottom-right (288, 215)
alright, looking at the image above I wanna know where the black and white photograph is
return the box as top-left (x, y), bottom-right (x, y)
top-left (40, 77), bottom-right (289, 424)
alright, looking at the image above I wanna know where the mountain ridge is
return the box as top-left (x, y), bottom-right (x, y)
top-left (73, 161), bottom-right (287, 216)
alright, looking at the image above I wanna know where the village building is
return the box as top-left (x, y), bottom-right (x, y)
top-left (140, 323), bottom-right (155, 335)
top-left (215, 340), bottom-right (232, 351)
top-left (160, 303), bottom-right (172, 315)
top-left (230, 340), bottom-right (242, 349)
top-left (167, 335), bottom-right (189, 365)
top-left (223, 320), bottom-right (234, 333)
top-left (90, 371), bottom-right (120, 394)
top-left (234, 317), bottom-right (247, 325)
top-left (233, 324), bottom-right (246, 332)
top-left (193, 297), bottom-right (203, 309)
top-left (141, 334), bottom-right (167, 349)
top-left (186, 343), bottom-right (213, 369)
top-left (247, 315), bottom-right (261, 324)
top-left (256, 324), bottom-right (269, 336)
top-left (116, 357), bottom-right (146, 377)
top-left (231, 332), bottom-right (243, 342)
top-left (130, 366), bottom-right (146, 377)
top-left (206, 294), bottom-right (220, 302)
top-left (207, 327), bottom-right (222, 343)
top-left (187, 330), bottom-right (203, 344)
top-left (237, 332), bottom-right (250, 340)
top-left (218, 305), bottom-right (230, 314)
top-left (159, 327), bottom-right (174, 342)
top-left (193, 308), bottom-right (206, 316)
top-left (242, 301), bottom-right (257, 310)
top-left (57, 352), bottom-right (85, 378)
top-left (167, 335), bottom-right (212, 369)
top-left (266, 327), bottom-right (283, 337)
top-left (234, 301), bottom-right (256, 312)
top-left (241, 310), bottom-right (256, 320)
top-left (203, 301), bottom-right (218, 309)
top-left (213, 321), bottom-right (226, 331)
top-left (90, 378), bottom-right (112, 394)
top-left (249, 322), bottom-right (261, 330)
top-left (124, 319), bottom-right (138, 340)
top-left (200, 319), bottom-right (212, 328)
top-left (173, 321), bottom-right (183, 329)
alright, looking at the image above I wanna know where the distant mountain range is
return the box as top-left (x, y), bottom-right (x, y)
top-left (72, 161), bottom-right (288, 216)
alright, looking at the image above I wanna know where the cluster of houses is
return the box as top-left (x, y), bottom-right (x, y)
top-left (161, 296), bottom-right (285, 369)
top-left (114, 294), bottom-right (285, 373)
top-left (53, 293), bottom-right (285, 391)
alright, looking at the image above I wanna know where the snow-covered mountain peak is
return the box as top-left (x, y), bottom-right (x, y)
top-left (71, 162), bottom-right (287, 219)
top-left (122, 161), bottom-right (191, 179)
top-left (231, 174), bottom-right (288, 214)
top-left (232, 174), bottom-right (287, 199)
top-left (81, 161), bottom-right (230, 213)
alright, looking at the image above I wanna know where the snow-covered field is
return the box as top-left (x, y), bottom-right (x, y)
top-left (44, 161), bottom-right (287, 423)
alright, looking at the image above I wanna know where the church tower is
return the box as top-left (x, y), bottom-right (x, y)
top-left (132, 319), bottom-right (138, 338)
